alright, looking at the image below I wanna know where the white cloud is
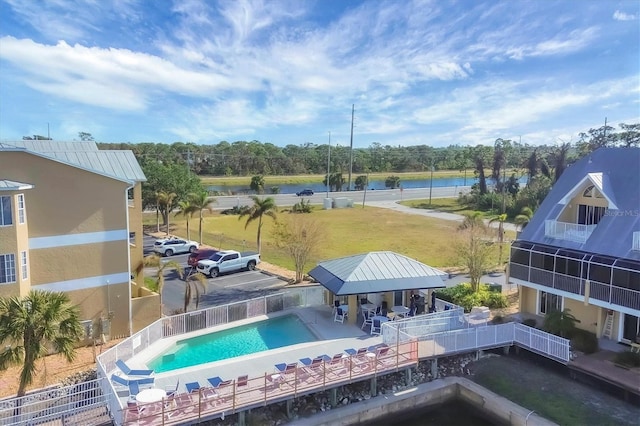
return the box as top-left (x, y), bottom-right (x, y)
top-left (613, 10), bottom-right (637, 21)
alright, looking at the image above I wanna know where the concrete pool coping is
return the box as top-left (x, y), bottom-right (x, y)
top-left (127, 306), bottom-right (385, 393)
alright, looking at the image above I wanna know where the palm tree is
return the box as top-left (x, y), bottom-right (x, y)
top-left (136, 254), bottom-right (183, 316)
top-left (188, 191), bottom-right (216, 244)
top-left (156, 191), bottom-right (177, 235)
top-left (0, 290), bottom-right (83, 397)
top-left (238, 196), bottom-right (278, 253)
top-left (514, 207), bottom-right (534, 232)
top-left (488, 213), bottom-right (507, 266)
top-left (175, 199), bottom-right (196, 241)
top-left (183, 272), bottom-right (208, 312)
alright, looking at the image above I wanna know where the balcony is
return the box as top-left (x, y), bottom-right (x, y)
top-left (544, 220), bottom-right (596, 244)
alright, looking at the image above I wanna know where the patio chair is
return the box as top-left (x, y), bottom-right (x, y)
top-left (299, 356), bottom-right (325, 375)
top-left (361, 309), bottom-right (373, 330)
top-left (115, 359), bottom-right (154, 377)
top-left (371, 318), bottom-right (382, 335)
top-left (334, 307), bottom-right (347, 323)
top-left (332, 300), bottom-right (340, 315)
top-left (237, 375), bottom-right (248, 390)
top-left (125, 399), bottom-right (146, 422)
top-left (275, 362), bottom-right (298, 375)
top-left (344, 347), bottom-right (368, 356)
top-left (165, 379), bottom-right (180, 397)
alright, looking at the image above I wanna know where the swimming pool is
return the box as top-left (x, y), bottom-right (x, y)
top-left (147, 315), bottom-right (317, 373)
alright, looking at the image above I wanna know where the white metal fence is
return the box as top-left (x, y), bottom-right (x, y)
top-left (383, 311), bottom-right (570, 364)
top-left (97, 286), bottom-right (324, 424)
top-left (0, 379), bottom-right (108, 426)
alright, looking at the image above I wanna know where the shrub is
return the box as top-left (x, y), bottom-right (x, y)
top-left (522, 318), bottom-right (537, 328)
top-left (570, 329), bottom-right (599, 354)
top-left (491, 315), bottom-right (504, 324)
top-left (292, 198), bottom-right (313, 213)
top-left (543, 309), bottom-right (580, 338)
top-left (221, 205), bottom-right (249, 215)
top-left (435, 283), bottom-right (508, 312)
top-left (613, 351), bottom-right (640, 368)
top-left (485, 292), bottom-right (508, 309)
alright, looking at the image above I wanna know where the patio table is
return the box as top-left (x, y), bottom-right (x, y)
top-left (136, 388), bottom-right (166, 404)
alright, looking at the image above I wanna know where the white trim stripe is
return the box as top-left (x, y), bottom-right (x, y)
top-left (34, 272), bottom-right (130, 293)
top-left (29, 229), bottom-right (128, 249)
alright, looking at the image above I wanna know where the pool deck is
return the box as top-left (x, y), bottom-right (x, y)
top-left (124, 306), bottom-right (385, 396)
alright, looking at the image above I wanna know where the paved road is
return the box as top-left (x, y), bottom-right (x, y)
top-left (213, 185), bottom-right (471, 209)
top-left (142, 235), bottom-right (289, 315)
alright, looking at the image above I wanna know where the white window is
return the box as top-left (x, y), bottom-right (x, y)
top-left (20, 251), bottom-right (28, 280)
top-left (0, 254), bottom-right (16, 284)
top-left (0, 196), bottom-right (11, 226)
top-left (539, 291), bottom-right (562, 315)
top-left (17, 194), bottom-right (25, 224)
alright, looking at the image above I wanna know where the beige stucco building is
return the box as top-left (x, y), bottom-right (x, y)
top-left (0, 140), bottom-right (157, 340)
top-left (508, 148), bottom-right (640, 344)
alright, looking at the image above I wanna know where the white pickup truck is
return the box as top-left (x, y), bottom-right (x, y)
top-left (196, 250), bottom-right (261, 277)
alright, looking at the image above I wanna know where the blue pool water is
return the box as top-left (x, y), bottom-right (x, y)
top-left (147, 315), bottom-right (317, 373)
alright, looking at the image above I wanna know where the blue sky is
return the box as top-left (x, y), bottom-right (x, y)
top-left (0, 0), bottom-right (638, 148)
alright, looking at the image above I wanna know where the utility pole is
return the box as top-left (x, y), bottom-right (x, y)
top-left (326, 131), bottom-right (331, 198)
top-left (362, 172), bottom-right (369, 208)
top-left (428, 159), bottom-right (434, 207)
top-left (347, 104), bottom-right (355, 191)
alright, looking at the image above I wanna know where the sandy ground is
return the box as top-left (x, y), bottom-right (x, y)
top-left (0, 338), bottom-right (124, 399)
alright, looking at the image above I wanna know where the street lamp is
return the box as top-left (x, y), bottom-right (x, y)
top-left (326, 131), bottom-right (331, 198)
top-left (429, 161), bottom-right (434, 206)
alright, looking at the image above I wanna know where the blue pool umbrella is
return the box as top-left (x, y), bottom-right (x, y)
top-left (431, 290), bottom-right (436, 308)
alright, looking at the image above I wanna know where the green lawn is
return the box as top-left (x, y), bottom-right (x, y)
top-left (146, 204), bottom-right (512, 272)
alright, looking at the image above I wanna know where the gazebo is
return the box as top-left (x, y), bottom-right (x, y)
top-left (308, 251), bottom-right (448, 324)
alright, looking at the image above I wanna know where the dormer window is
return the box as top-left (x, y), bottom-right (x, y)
top-left (583, 185), bottom-right (594, 197)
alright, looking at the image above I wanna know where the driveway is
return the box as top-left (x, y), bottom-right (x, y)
top-left (142, 235), bottom-right (289, 314)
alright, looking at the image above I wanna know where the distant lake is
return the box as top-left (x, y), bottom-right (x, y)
top-left (208, 175), bottom-right (527, 195)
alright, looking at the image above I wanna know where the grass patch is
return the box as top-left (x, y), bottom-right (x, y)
top-left (144, 205), bottom-right (509, 272)
top-left (473, 363), bottom-right (622, 425)
top-left (400, 197), bottom-right (517, 222)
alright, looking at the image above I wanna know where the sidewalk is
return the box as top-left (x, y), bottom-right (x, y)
top-left (367, 200), bottom-right (519, 232)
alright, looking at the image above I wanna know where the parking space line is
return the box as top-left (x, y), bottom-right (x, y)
top-left (223, 276), bottom-right (285, 288)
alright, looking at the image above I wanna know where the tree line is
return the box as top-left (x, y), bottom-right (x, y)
top-left (96, 122), bottom-right (638, 178)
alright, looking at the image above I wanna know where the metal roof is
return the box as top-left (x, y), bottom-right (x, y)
top-left (519, 147), bottom-right (640, 261)
top-left (308, 251), bottom-right (448, 295)
top-left (7, 140), bottom-right (99, 151)
top-left (0, 179), bottom-right (34, 191)
top-left (1, 141), bottom-right (146, 182)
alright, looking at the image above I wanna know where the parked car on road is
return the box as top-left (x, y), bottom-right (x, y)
top-left (188, 248), bottom-right (219, 267)
top-left (153, 237), bottom-right (199, 257)
top-left (296, 189), bottom-right (314, 196)
top-left (196, 250), bottom-right (261, 277)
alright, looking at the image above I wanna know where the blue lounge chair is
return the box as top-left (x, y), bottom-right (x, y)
top-left (299, 355), bottom-right (330, 366)
top-left (344, 347), bottom-right (368, 356)
top-left (185, 382), bottom-right (200, 393)
top-left (111, 374), bottom-right (154, 397)
top-left (207, 376), bottom-right (222, 388)
top-left (275, 362), bottom-right (298, 374)
top-left (116, 359), bottom-right (154, 376)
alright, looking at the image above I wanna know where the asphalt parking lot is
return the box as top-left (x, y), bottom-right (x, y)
top-left (143, 235), bottom-right (289, 314)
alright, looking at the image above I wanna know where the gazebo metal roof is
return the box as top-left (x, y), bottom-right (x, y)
top-left (308, 251), bottom-right (447, 296)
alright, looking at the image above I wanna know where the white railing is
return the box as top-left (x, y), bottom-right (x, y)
top-left (97, 286), bottom-right (324, 422)
top-left (384, 313), bottom-right (570, 364)
top-left (633, 231), bottom-right (640, 251)
top-left (0, 379), bottom-right (108, 426)
top-left (544, 220), bottom-right (596, 243)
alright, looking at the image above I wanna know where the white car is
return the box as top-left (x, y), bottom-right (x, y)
top-left (153, 237), bottom-right (199, 257)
